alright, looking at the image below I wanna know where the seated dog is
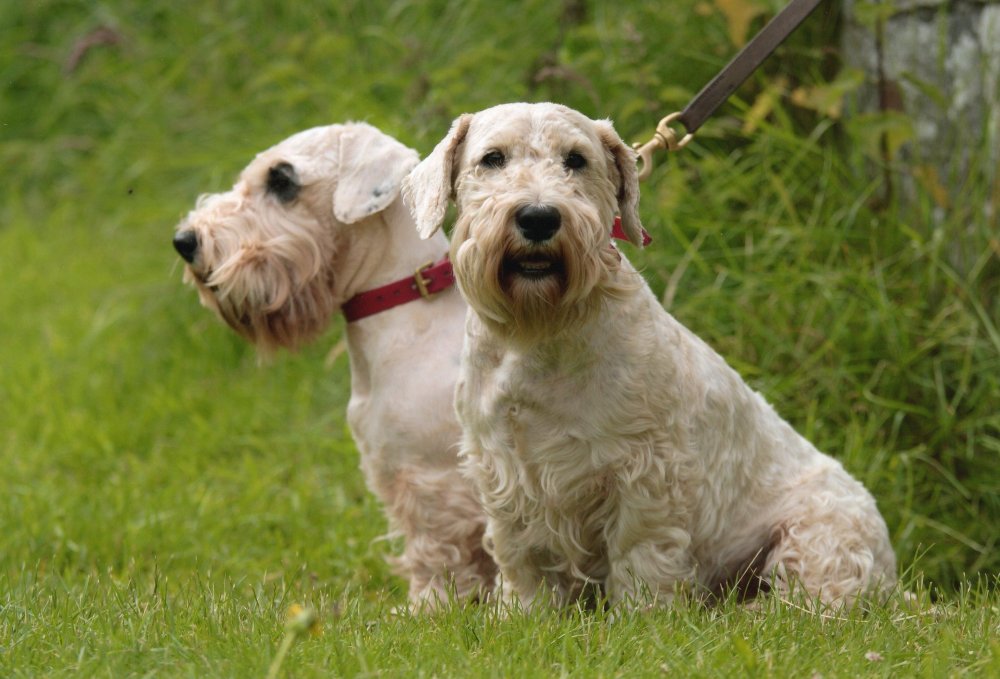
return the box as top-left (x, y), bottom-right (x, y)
top-left (404, 103), bottom-right (896, 610)
top-left (173, 123), bottom-right (495, 609)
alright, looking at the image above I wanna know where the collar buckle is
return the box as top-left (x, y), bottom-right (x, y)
top-left (412, 260), bottom-right (435, 299)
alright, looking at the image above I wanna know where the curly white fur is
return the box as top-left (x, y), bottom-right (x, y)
top-left (175, 123), bottom-right (495, 609)
top-left (404, 102), bottom-right (896, 611)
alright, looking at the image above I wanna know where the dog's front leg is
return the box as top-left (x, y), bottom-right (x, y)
top-left (604, 513), bottom-right (697, 609)
top-left (486, 518), bottom-right (563, 613)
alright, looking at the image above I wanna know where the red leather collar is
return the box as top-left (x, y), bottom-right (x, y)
top-left (342, 257), bottom-right (455, 322)
top-left (342, 218), bottom-right (650, 323)
top-left (611, 216), bottom-right (653, 246)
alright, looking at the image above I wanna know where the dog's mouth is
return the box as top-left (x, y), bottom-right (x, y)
top-left (503, 254), bottom-right (564, 280)
top-left (188, 267), bottom-right (220, 294)
top-left (190, 267), bottom-right (209, 284)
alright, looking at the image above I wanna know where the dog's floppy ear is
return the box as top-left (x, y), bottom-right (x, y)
top-left (596, 120), bottom-right (644, 247)
top-left (403, 114), bottom-right (472, 239)
top-left (334, 123), bottom-right (420, 224)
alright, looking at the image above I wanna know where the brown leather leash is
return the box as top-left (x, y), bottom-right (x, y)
top-left (634, 0), bottom-right (827, 180)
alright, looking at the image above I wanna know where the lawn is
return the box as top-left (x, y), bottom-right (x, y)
top-left (1, 0), bottom-right (997, 676)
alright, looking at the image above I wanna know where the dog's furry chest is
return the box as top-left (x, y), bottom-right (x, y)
top-left (459, 341), bottom-right (621, 455)
top-left (457, 342), bottom-right (643, 573)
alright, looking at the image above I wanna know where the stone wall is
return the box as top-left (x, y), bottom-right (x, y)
top-left (842, 0), bottom-right (999, 228)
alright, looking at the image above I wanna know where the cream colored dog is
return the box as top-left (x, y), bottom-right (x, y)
top-left (173, 123), bottom-right (495, 609)
top-left (404, 102), bottom-right (896, 610)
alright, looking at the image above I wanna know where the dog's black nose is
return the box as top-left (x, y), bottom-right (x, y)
top-left (173, 230), bottom-right (199, 263)
top-left (515, 204), bottom-right (561, 242)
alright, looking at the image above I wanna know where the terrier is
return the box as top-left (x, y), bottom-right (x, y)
top-left (173, 123), bottom-right (495, 609)
top-left (404, 102), bottom-right (896, 610)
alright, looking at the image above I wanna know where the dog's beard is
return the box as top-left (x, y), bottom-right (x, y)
top-left (187, 260), bottom-right (337, 354)
top-left (451, 205), bottom-right (629, 343)
top-left (181, 200), bottom-right (339, 354)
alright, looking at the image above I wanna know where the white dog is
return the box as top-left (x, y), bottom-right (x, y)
top-left (404, 102), bottom-right (896, 610)
top-left (173, 123), bottom-right (495, 609)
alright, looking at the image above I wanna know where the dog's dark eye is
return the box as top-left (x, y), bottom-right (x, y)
top-left (480, 150), bottom-right (506, 169)
top-left (563, 151), bottom-right (587, 171)
top-left (266, 162), bottom-right (300, 203)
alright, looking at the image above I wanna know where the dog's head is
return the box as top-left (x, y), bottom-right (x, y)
top-left (403, 102), bottom-right (643, 340)
top-left (173, 123), bottom-right (418, 352)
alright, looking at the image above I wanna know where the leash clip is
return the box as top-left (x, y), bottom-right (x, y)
top-left (633, 112), bottom-right (693, 182)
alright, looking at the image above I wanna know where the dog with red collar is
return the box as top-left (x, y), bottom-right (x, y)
top-left (406, 102), bottom-right (896, 611)
top-left (173, 123), bottom-right (495, 610)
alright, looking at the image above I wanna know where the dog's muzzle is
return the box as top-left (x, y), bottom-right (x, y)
top-left (173, 230), bottom-right (199, 263)
top-left (515, 204), bottom-right (561, 243)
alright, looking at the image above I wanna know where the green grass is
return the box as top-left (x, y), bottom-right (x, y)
top-left (1, 0), bottom-right (997, 675)
top-left (4, 575), bottom-right (998, 677)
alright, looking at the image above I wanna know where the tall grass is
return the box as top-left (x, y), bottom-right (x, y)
top-left (1, 0), bottom-right (997, 675)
